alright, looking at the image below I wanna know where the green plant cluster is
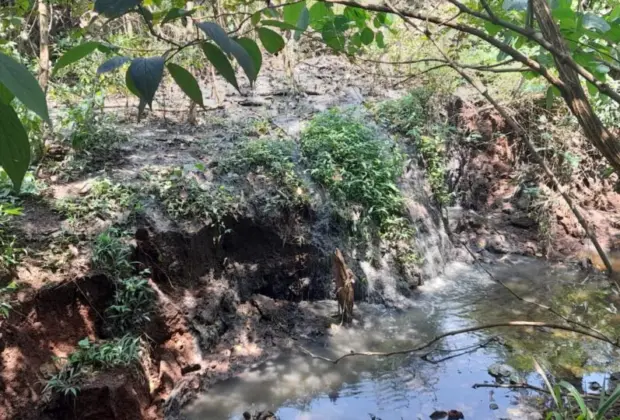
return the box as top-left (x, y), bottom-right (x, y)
top-left (227, 138), bottom-right (309, 209)
top-left (300, 109), bottom-right (407, 240)
top-left (91, 228), bottom-right (133, 278)
top-left (0, 204), bottom-right (22, 276)
top-left (106, 274), bottom-right (156, 335)
top-left (376, 88), bottom-right (452, 206)
top-left (43, 336), bottom-right (142, 397)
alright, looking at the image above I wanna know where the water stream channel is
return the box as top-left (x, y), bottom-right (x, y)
top-left (185, 257), bottom-right (620, 419)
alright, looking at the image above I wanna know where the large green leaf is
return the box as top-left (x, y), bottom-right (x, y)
top-left (197, 22), bottom-right (232, 53)
top-left (0, 82), bottom-right (14, 104)
top-left (376, 31), bottom-right (385, 48)
top-left (0, 52), bottom-right (49, 123)
top-left (97, 56), bottom-right (131, 74)
top-left (344, 6), bottom-right (368, 28)
top-left (167, 63), bottom-right (203, 107)
top-left (258, 27), bottom-right (285, 54)
top-left (0, 102), bottom-right (30, 191)
top-left (283, 1), bottom-right (306, 26)
top-left (295, 7), bottom-right (310, 41)
top-left (161, 7), bottom-right (195, 24)
top-left (229, 40), bottom-right (256, 84)
top-left (128, 57), bottom-right (165, 106)
top-left (201, 41), bottom-right (239, 91)
top-left (360, 27), bottom-right (374, 45)
top-left (53, 41), bottom-right (103, 75)
top-left (234, 38), bottom-right (261, 82)
top-left (583, 13), bottom-right (611, 33)
top-left (309, 2), bottom-right (333, 30)
top-left (261, 20), bottom-right (299, 30)
top-left (322, 21), bottom-right (345, 51)
top-left (94, 0), bottom-right (141, 17)
top-left (125, 67), bottom-right (140, 97)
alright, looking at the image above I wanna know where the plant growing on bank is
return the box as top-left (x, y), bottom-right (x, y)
top-left (0, 204), bottom-right (23, 275)
top-left (106, 272), bottom-right (156, 334)
top-left (301, 109), bottom-right (407, 240)
top-left (91, 228), bottom-right (133, 279)
top-left (43, 335), bottom-right (143, 397)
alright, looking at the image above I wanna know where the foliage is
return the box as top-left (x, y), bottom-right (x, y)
top-left (0, 203), bottom-right (22, 275)
top-left (144, 166), bottom-right (239, 233)
top-left (376, 89), bottom-right (452, 206)
top-left (226, 138), bottom-right (309, 210)
top-left (91, 227), bottom-right (133, 279)
top-left (106, 272), bottom-right (155, 334)
top-left (0, 280), bottom-right (17, 318)
top-left (55, 178), bottom-right (139, 228)
top-left (43, 335), bottom-right (143, 397)
top-left (301, 108), bottom-right (407, 239)
top-left (536, 359), bottom-right (620, 420)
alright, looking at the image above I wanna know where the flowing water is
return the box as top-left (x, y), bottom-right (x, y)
top-left (185, 257), bottom-right (620, 420)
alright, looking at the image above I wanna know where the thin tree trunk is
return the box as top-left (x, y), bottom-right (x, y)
top-left (38, 0), bottom-right (50, 92)
top-left (532, 0), bottom-right (620, 173)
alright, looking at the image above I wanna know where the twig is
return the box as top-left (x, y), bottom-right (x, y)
top-left (299, 321), bottom-right (617, 364)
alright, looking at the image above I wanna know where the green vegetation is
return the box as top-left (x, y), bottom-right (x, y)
top-left (226, 138), bottom-right (309, 210)
top-left (0, 204), bottom-right (22, 275)
top-left (91, 228), bottom-right (133, 279)
top-left (376, 88), bottom-right (452, 206)
top-left (43, 336), bottom-right (143, 397)
top-left (145, 166), bottom-right (239, 233)
top-left (301, 109), bottom-right (407, 240)
top-left (106, 273), bottom-right (156, 335)
top-left (0, 281), bottom-right (17, 318)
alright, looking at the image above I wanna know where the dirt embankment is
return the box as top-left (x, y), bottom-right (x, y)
top-left (446, 93), bottom-right (620, 267)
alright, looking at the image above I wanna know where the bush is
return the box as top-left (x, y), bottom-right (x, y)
top-left (91, 228), bottom-right (133, 279)
top-left (301, 109), bottom-right (407, 239)
top-left (106, 274), bottom-right (156, 334)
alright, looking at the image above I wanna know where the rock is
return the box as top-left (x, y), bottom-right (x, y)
top-left (488, 234), bottom-right (510, 254)
top-left (243, 412), bottom-right (252, 420)
top-left (489, 403), bottom-right (499, 410)
top-left (447, 410), bottom-right (464, 420)
top-left (589, 381), bottom-right (602, 391)
top-left (501, 203), bottom-right (514, 215)
top-left (509, 215), bottom-right (537, 229)
top-left (430, 411), bottom-right (448, 419)
top-left (488, 363), bottom-right (516, 379)
top-left (610, 372), bottom-right (620, 381)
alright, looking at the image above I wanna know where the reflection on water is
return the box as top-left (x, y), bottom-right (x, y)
top-left (185, 258), bottom-right (620, 420)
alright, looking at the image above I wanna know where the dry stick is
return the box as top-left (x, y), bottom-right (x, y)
top-left (384, 0), bottom-right (615, 279)
top-left (462, 244), bottom-right (613, 343)
top-left (299, 321), bottom-right (616, 364)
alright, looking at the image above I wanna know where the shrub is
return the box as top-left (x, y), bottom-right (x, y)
top-left (91, 228), bottom-right (133, 279)
top-left (106, 274), bottom-right (156, 334)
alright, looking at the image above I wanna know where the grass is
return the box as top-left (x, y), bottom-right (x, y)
top-left (91, 228), bottom-right (133, 279)
top-left (0, 204), bottom-right (23, 276)
top-left (144, 166), bottom-right (239, 234)
top-left (301, 109), bottom-right (407, 239)
top-left (225, 138), bottom-right (309, 211)
top-left (43, 336), bottom-right (143, 397)
top-left (106, 273), bottom-right (156, 335)
top-left (55, 178), bottom-right (140, 229)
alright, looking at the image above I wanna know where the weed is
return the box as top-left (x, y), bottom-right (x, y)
top-left (91, 228), bottom-right (133, 279)
top-left (106, 273), bottom-right (156, 334)
top-left (301, 109), bottom-right (406, 240)
top-left (375, 88), bottom-right (433, 135)
top-left (245, 118), bottom-right (272, 137)
top-left (145, 166), bottom-right (239, 234)
top-left (43, 336), bottom-right (143, 397)
top-left (55, 178), bottom-right (139, 228)
top-left (0, 281), bottom-right (17, 318)
top-left (0, 204), bottom-right (22, 275)
top-left (226, 138), bottom-right (309, 210)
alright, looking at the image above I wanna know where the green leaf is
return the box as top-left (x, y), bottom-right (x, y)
top-left (360, 27), bottom-right (374, 45)
top-left (94, 0), bottom-right (141, 17)
top-left (0, 82), bottom-right (14, 104)
top-left (53, 41), bottom-right (103, 75)
top-left (322, 21), bottom-right (345, 51)
top-left (295, 7), bottom-right (310, 41)
top-left (559, 381), bottom-right (591, 418)
top-left (376, 31), bottom-right (385, 48)
top-left (546, 86), bottom-right (555, 109)
top-left (167, 63), bottom-right (203, 107)
top-left (258, 27), bottom-right (285, 54)
top-left (97, 56), bottom-right (131, 74)
top-left (344, 6), bottom-right (368, 27)
top-left (0, 52), bottom-right (50, 123)
top-left (596, 385), bottom-right (620, 417)
top-left (229, 40), bottom-right (256, 84)
top-left (309, 2), bottom-right (333, 30)
top-left (197, 21), bottom-right (232, 54)
top-left (125, 66), bottom-right (140, 97)
top-left (283, 1), bottom-right (306, 26)
top-left (128, 56), bottom-right (165, 107)
top-left (235, 37), bottom-right (262, 81)
top-left (261, 20), bottom-right (299, 30)
top-left (161, 7), bottom-right (196, 25)
top-left (251, 11), bottom-right (261, 25)
top-left (0, 102), bottom-right (30, 191)
top-left (77, 337), bottom-right (90, 349)
top-left (583, 13), bottom-right (610, 33)
top-left (201, 41), bottom-right (239, 91)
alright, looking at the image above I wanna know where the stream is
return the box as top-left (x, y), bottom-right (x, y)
top-left (185, 257), bottom-right (620, 419)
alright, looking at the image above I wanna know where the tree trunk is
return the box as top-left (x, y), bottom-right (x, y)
top-left (532, 0), bottom-right (620, 173)
top-left (38, 0), bottom-right (50, 92)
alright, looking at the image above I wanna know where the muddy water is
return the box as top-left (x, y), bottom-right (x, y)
top-left (185, 258), bottom-right (620, 420)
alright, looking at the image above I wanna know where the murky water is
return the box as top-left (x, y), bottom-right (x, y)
top-left (185, 257), bottom-right (620, 420)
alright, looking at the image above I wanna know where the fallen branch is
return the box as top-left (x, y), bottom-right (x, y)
top-left (299, 321), bottom-right (616, 364)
